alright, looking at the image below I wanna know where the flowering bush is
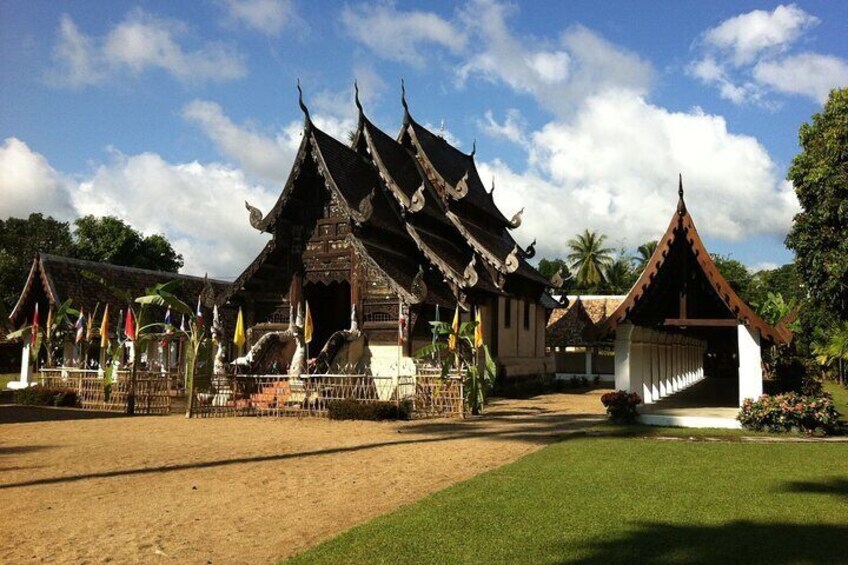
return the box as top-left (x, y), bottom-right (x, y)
top-left (600, 390), bottom-right (642, 423)
top-left (738, 393), bottom-right (842, 435)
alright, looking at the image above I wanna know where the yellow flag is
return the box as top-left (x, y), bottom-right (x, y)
top-left (304, 301), bottom-right (313, 344)
top-left (474, 307), bottom-right (484, 348)
top-left (99, 305), bottom-right (110, 349)
top-left (233, 307), bottom-right (246, 351)
top-left (449, 306), bottom-right (459, 351)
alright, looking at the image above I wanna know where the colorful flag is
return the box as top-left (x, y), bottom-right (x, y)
top-left (31, 303), bottom-right (40, 346)
top-left (86, 305), bottom-right (98, 341)
top-left (196, 296), bottom-right (204, 329)
top-left (164, 307), bottom-right (173, 330)
top-left (45, 307), bottom-right (54, 340)
top-left (233, 307), bottom-right (246, 351)
top-left (474, 307), bottom-right (484, 348)
top-left (75, 308), bottom-right (85, 344)
top-left (449, 306), bottom-right (459, 351)
top-left (124, 307), bottom-right (136, 341)
top-left (100, 305), bottom-right (110, 348)
top-left (304, 301), bottom-right (313, 344)
top-left (398, 307), bottom-right (407, 345)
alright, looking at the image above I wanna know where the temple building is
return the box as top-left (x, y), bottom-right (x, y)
top-left (222, 84), bottom-right (557, 379)
top-left (595, 177), bottom-right (788, 427)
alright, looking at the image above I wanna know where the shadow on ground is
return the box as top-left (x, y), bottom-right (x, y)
top-left (0, 405), bottom-right (128, 424)
top-left (562, 521), bottom-right (848, 564)
top-left (778, 477), bottom-right (848, 499)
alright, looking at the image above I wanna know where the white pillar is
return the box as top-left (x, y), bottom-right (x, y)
top-left (629, 328), bottom-right (644, 400)
top-left (641, 335), bottom-right (654, 404)
top-left (738, 325), bottom-right (763, 406)
top-left (8, 343), bottom-right (34, 390)
top-left (614, 323), bottom-right (634, 392)
top-left (651, 333), bottom-right (660, 401)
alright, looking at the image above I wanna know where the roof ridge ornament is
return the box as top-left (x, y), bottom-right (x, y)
top-left (354, 80), bottom-right (363, 114)
top-left (297, 78), bottom-right (311, 124)
top-left (244, 201), bottom-right (265, 232)
top-left (504, 245), bottom-right (521, 273)
top-left (677, 172), bottom-right (687, 217)
top-left (508, 207), bottom-right (524, 229)
top-left (351, 187), bottom-right (375, 224)
top-left (410, 265), bottom-right (428, 303)
top-left (471, 139), bottom-right (476, 158)
top-left (489, 177), bottom-right (495, 195)
top-left (409, 183), bottom-right (426, 213)
top-left (524, 238), bottom-right (536, 259)
top-left (401, 78), bottom-right (409, 115)
top-left (453, 170), bottom-right (470, 199)
top-left (463, 255), bottom-right (479, 288)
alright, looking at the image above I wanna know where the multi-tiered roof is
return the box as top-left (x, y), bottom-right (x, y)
top-left (229, 83), bottom-right (554, 310)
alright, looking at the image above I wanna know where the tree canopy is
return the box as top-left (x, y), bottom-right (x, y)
top-left (0, 213), bottom-right (183, 314)
top-left (785, 87), bottom-right (848, 325)
top-left (566, 230), bottom-right (613, 291)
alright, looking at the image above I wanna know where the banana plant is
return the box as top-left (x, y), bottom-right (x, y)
top-left (7, 299), bottom-right (78, 367)
top-left (415, 319), bottom-right (496, 415)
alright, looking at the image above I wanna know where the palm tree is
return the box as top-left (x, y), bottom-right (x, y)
top-left (605, 253), bottom-right (637, 294)
top-left (566, 230), bottom-right (613, 291)
top-left (634, 240), bottom-right (658, 271)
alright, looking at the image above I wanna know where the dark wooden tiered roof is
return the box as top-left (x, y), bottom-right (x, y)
top-left (8, 253), bottom-right (230, 333)
top-left (596, 178), bottom-right (786, 344)
top-left (234, 83), bottom-right (554, 309)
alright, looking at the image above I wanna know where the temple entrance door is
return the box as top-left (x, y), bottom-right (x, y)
top-left (303, 280), bottom-right (351, 358)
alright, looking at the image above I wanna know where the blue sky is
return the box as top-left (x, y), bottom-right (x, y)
top-left (1, 0), bottom-right (846, 279)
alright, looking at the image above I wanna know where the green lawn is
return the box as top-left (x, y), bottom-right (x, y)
top-left (287, 436), bottom-right (848, 564)
top-left (0, 372), bottom-right (17, 390)
top-left (824, 380), bottom-right (848, 417)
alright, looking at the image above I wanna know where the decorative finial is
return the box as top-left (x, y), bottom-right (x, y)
top-left (401, 78), bottom-right (409, 113)
top-left (489, 177), bottom-right (495, 195)
top-left (508, 207), bottom-right (524, 229)
top-left (354, 80), bottom-right (363, 113)
top-left (524, 238), bottom-right (536, 259)
top-left (471, 139), bottom-right (476, 158)
top-left (677, 173), bottom-right (687, 217)
top-left (297, 78), bottom-right (310, 122)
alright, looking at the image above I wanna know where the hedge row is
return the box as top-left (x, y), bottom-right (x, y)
top-left (14, 385), bottom-right (80, 408)
top-left (327, 399), bottom-right (411, 421)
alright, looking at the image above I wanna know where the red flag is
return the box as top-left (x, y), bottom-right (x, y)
top-left (125, 308), bottom-right (136, 341)
top-left (31, 303), bottom-right (40, 346)
top-left (398, 307), bottom-right (407, 345)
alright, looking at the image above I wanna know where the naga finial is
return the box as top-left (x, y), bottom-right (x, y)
top-left (524, 238), bottom-right (536, 259)
top-left (471, 139), bottom-right (476, 158)
top-left (509, 207), bottom-right (524, 229)
top-left (401, 78), bottom-right (409, 114)
top-left (504, 245), bottom-right (520, 273)
top-left (245, 201), bottom-right (265, 231)
top-left (409, 184), bottom-right (426, 213)
top-left (297, 78), bottom-right (310, 123)
top-left (463, 255), bottom-right (479, 288)
top-left (489, 177), bottom-right (495, 195)
top-left (351, 187), bottom-right (375, 223)
top-left (410, 265), bottom-right (428, 303)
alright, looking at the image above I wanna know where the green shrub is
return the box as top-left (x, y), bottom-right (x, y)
top-left (14, 385), bottom-right (80, 408)
top-left (601, 390), bottom-right (642, 424)
top-left (738, 393), bottom-right (842, 435)
top-left (327, 399), bottom-right (411, 421)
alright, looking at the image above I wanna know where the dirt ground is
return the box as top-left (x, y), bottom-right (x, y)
top-left (0, 390), bottom-right (607, 564)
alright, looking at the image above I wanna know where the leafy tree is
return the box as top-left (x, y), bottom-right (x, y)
top-left (749, 263), bottom-right (804, 307)
top-left (634, 240), bottom-right (658, 272)
top-left (537, 258), bottom-right (571, 285)
top-left (603, 251), bottom-right (638, 294)
top-left (567, 230), bottom-right (613, 291)
top-left (812, 323), bottom-right (848, 385)
top-left (711, 254), bottom-right (753, 302)
top-left (74, 215), bottom-right (183, 272)
top-left (0, 214), bottom-right (74, 313)
top-left (786, 87), bottom-right (848, 326)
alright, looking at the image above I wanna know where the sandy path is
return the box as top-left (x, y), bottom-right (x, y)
top-left (0, 391), bottom-right (606, 564)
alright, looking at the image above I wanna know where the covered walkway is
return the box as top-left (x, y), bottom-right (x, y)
top-left (638, 377), bottom-right (741, 428)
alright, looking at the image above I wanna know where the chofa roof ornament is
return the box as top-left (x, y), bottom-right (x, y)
top-left (297, 78), bottom-right (311, 124)
top-left (452, 170), bottom-right (470, 199)
top-left (523, 238), bottom-right (536, 259)
top-left (409, 184), bottom-right (426, 213)
top-left (245, 201), bottom-right (265, 232)
top-left (508, 207), bottom-right (524, 229)
top-left (677, 172), bottom-right (687, 217)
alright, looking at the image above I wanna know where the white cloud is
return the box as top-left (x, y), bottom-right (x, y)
top-left (0, 138), bottom-right (73, 220)
top-left (72, 151), bottom-right (274, 278)
top-left (702, 4), bottom-right (818, 66)
top-left (341, 2), bottom-right (467, 67)
top-left (753, 53), bottom-right (848, 104)
top-left (182, 99), bottom-right (299, 183)
top-left (47, 10), bottom-right (246, 88)
top-left (220, 0), bottom-right (296, 36)
top-left (475, 91), bottom-right (799, 261)
top-left (690, 4), bottom-right (845, 105)
top-left (457, 1), bottom-right (653, 116)
top-left (479, 109), bottom-right (529, 148)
